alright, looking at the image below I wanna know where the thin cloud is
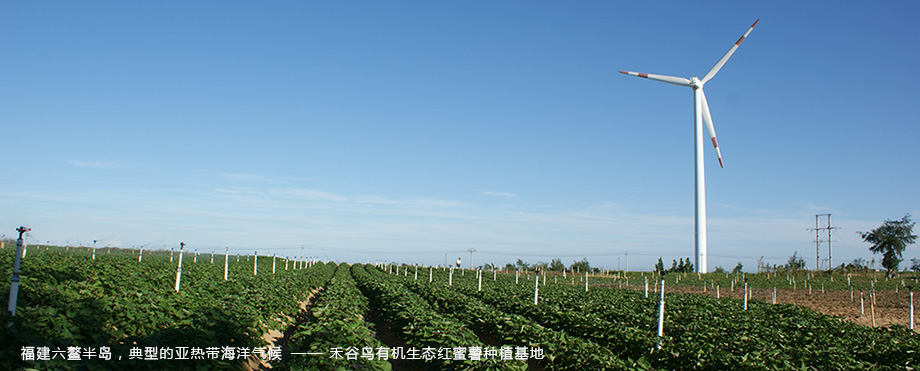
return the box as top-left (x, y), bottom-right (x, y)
top-left (66, 160), bottom-right (121, 169)
top-left (480, 190), bottom-right (516, 198)
top-left (268, 188), bottom-right (349, 202)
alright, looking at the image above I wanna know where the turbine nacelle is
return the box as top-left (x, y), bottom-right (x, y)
top-left (689, 77), bottom-right (703, 90)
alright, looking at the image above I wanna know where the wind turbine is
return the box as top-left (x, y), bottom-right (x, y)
top-left (619, 19), bottom-right (758, 273)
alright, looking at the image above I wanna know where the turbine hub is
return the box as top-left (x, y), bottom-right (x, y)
top-left (689, 76), bottom-right (702, 89)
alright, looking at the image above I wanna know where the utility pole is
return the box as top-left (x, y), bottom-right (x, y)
top-left (624, 251), bottom-right (629, 272)
top-left (807, 214), bottom-right (838, 271)
top-left (467, 248), bottom-right (476, 269)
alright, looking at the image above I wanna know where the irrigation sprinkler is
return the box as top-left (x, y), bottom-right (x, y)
top-left (272, 254), bottom-right (276, 274)
top-left (415, 266), bottom-right (418, 280)
top-left (585, 271), bottom-right (589, 292)
top-left (174, 242), bottom-right (185, 293)
top-left (449, 268), bottom-right (453, 286)
top-left (7, 227), bottom-right (30, 316)
top-left (92, 240), bottom-right (97, 260)
top-left (210, 251), bottom-right (214, 264)
top-left (429, 267), bottom-right (432, 283)
top-left (138, 246), bottom-right (143, 262)
top-left (193, 249), bottom-right (197, 263)
top-left (253, 251), bottom-right (258, 276)
top-left (478, 270), bottom-right (482, 292)
top-left (224, 247), bottom-right (229, 281)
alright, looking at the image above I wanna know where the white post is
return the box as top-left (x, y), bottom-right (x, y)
top-left (285, 257), bottom-right (289, 271)
top-left (272, 254), bottom-right (276, 274)
top-left (860, 291), bottom-right (865, 315)
top-left (138, 247), bottom-right (143, 262)
top-left (429, 267), bottom-right (432, 283)
top-left (585, 271), bottom-right (589, 292)
top-left (542, 270), bottom-right (546, 286)
top-left (493, 269), bottom-right (496, 281)
top-left (7, 227), bottom-right (30, 316)
top-left (175, 242), bottom-right (185, 293)
top-left (253, 251), bottom-right (258, 276)
top-left (170, 249), bottom-right (174, 263)
top-left (92, 240), bottom-right (96, 260)
top-left (193, 249), bottom-right (197, 263)
top-left (534, 273), bottom-right (539, 305)
top-left (224, 247), bottom-right (229, 281)
top-left (449, 268), bottom-right (453, 286)
top-left (772, 286), bottom-right (776, 305)
top-left (910, 289), bottom-right (914, 330)
top-left (210, 251), bottom-right (214, 264)
top-left (414, 266), bottom-right (418, 280)
top-left (645, 276), bottom-right (649, 298)
top-left (478, 270), bottom-right (482, 292)
top-left (516, 270), bottom-right (519, 284)
top-left (743, 280), bottom-right (748, 310)
top-left (717, 285), bottom-right (720, 299)
top-left (657, 276), bottom-right (666, 349)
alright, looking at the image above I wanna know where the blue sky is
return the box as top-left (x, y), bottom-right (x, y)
top-left (2, 1), bottom-right (918, 271)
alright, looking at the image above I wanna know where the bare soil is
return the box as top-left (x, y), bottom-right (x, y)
top-left (663, 285), bottom-right (918, 333)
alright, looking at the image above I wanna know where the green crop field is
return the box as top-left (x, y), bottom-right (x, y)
top-left (2, 246), bottom-right (918, 370)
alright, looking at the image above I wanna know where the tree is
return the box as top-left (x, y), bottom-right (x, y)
top-left (713, 266), bottom-right (726, 273)
top-left (515, 259), bottom-right (530, 271)
top-left (732, 262), bottom-right (744, 274)
top-left (859, 215), bottom-right (917, 278)
top-left (682, 257), bottom-right (694, 273)
top-left (504, 263), bottom-right (516, 271)
top-left (570, 258), bottom-right (590, 273)
top-left (655, 258), bottom-right (665, 275)
top-left (787, 251), bottom-right (806, 271)
top-left (911, 258), bottom-right (920, 273)
top-left (549, 258), bottom-right (565, 272)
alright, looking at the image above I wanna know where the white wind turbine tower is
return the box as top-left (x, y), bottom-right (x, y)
top-left (620, 19), bottom-right (758, 273)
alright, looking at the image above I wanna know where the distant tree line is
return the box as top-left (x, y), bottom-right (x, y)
top-left (502, 258), bottom-right (600, 273)
top-left (654, 257), bottom-right (694, 275)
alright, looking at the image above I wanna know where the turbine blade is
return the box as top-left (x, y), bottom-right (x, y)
top-left (619, 70), bottom-right (690, 87)
top-left (701, 19), bottom-right (759, 84)
top-left (699, 90), bottom-right (723, 168)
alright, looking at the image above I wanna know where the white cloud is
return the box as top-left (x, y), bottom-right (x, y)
top-left (353, 195), bottom-right (398, 204)
top-left (268, 188), bottom-right (349, 202)
top-left (480, 190), bottom-right (516, 198)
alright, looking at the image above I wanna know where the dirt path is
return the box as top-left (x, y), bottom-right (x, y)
top-left (244, 287), bottom-right (326, 370)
